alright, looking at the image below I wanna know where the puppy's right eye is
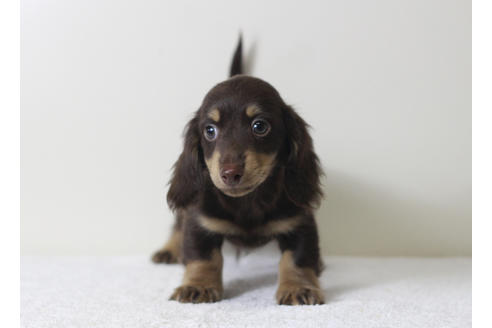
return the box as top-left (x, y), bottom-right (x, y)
top-left (204, 124), bottom-right (218, 141)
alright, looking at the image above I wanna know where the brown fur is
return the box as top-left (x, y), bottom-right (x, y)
top-left (198, 215), bottom-right (301, 236)
top-left (245, 104), bottom-right (262, 117)
top-left (152, 209), bottom-right (188, 263)
top-left (170, 249), bottom-right (223, 303)
top-left (154, 38), bottom-right (324, 305)
top-left (276, 251), bottom-right (324, 305)
top-left (166, 76), bottom-right (322, 210)
top-left (207, 108), bottom-right (220, 122)
top-left (152, 229), bottom-right (182, 264)
top-left (205, 149), bottom-right (277, 197)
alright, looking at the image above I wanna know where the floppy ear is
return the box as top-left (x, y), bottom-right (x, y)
top-left (282, 106), bottom-right (323, 208)
top-left (167, 114), bottom-right (204, 210)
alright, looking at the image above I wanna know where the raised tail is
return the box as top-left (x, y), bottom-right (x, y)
top-left (229, 34), bottom-right (243, 77)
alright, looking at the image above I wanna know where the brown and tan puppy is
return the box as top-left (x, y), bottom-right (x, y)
top-left (152, 37), bottom-right (324, 305)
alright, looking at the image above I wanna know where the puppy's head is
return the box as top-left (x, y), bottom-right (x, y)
top-left (199, 77), bottom-right (286, 197)
top-left (167, 76), bottom-right (322, 208)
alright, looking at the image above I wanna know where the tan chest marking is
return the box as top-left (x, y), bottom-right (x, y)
top-left (198, 215), bottom-right (301, 236)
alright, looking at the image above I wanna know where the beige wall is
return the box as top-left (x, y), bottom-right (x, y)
top-left (21, 0), bottom-right (471, 256)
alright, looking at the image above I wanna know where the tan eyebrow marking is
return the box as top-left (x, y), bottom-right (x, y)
top-left (207, 108), bottom-right (220, 122)
top-left (246, 105), bottom-right (262, 117)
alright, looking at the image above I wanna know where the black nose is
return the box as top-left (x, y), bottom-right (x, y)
top-left (220, 164), bottom-right (244, 186)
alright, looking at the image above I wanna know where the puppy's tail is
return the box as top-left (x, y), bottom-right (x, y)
top-left (229, 34), bottom-right (243, 77)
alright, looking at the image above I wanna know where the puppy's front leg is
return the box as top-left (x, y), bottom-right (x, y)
top-left (276, 214), bottom-right (324, 305)
top-left (170, 217), bottom-right (224, 303)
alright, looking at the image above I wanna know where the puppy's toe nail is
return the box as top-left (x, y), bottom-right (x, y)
top-left (277, 287), bottom-right (324, 306)
top-left (170, 285), bottom-right (222, 304)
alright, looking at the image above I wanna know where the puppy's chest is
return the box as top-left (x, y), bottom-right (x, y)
top-left (197, 211), bottom-right (301, 246)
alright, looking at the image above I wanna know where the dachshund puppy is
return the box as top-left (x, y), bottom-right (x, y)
top-left (152, 37), bottom-right (324, 305)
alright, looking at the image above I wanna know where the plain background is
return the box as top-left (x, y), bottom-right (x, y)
top-left (21, 0), bottom-right (470, 256)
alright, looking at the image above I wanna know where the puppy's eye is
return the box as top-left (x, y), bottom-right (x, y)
top-left (251, 119), bottom-right (271, 137)
top-left (204, 124), bottom-right (218, 141)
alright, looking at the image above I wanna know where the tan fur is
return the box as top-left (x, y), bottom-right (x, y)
top-left (198, 215), bottom-right (301, 236)
top-left (198, 216), bottom-right (244, 235)
top-left (276, 251), bottom-right (324, 305)
top-left (262, 218), bottom-right (301, 235)
top-left (170, 249), bottom-right (223, 303)
top-left (182, 249), bottom-right (223, 287)
top-left (151, 229), bottom-right (182, 263)
top-left (246, 105), bottom-right (262, 117)
top-left (292, 141), bottom-right (299, 157)
top-left (204, 150), bottom-right (223, 189)
top-left (204, 149), bottom-right (277, 198)
top-left (242, 150), bottom-right (276, 190)
top-left (207, 108), bottom-right (220, 122)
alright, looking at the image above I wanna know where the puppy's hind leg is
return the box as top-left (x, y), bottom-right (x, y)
top-left (152, 229), bottom-right (181, 264)
top-left (152, 210), bottom-right (185, 264)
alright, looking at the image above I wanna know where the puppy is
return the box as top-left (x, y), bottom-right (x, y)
top-left (152, 37), bottom-right (324, 305)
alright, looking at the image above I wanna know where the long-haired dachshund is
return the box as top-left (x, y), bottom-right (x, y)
top-left (152, 36), bottom-right (324, 305)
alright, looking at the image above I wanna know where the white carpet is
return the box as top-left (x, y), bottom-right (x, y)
top-left (21, 252), bottom-right (471, 328)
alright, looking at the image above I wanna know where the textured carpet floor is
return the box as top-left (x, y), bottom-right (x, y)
top-left (21, 252), bottom-right (471, 328)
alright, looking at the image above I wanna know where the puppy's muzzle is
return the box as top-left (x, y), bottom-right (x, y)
top-left (220, 163), bottom-right (244, 186)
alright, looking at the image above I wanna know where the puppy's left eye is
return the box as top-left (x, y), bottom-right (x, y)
top-left (251, 119), bottom-right (271, 137)
top-left (204, 124), bottom-right (218, 141)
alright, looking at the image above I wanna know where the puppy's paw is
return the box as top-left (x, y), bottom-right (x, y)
top-left (276, 286), bottom-right (325, 305)
top-left (151, 249), bottom-right (178, 264)
top-left (170, 285), bottom-right (222, 303)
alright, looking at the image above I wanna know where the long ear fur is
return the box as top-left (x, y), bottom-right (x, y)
top-left (167, 115), bottom-right (204, 210)
top-left (282, 106), bottom-right (323, 208)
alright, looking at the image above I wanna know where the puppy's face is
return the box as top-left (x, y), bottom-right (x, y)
top-left (167, 75), bottom-right (321, 210)
top-left (198, 76), bottom-right (286, 197)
